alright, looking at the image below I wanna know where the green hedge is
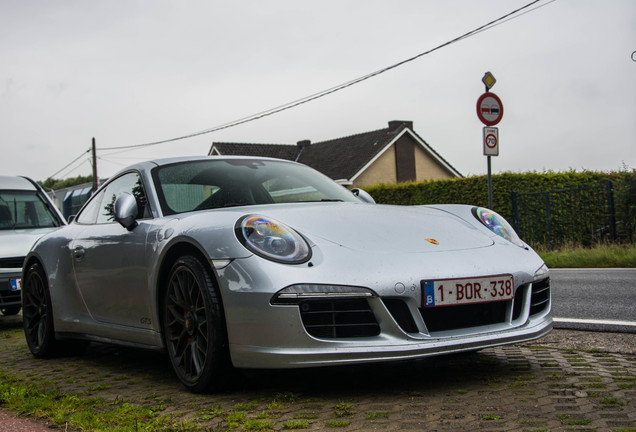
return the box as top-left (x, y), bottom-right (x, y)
top-left (365, 170), bottom-right (636, 245)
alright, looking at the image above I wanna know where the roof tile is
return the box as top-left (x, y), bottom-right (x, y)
top-left (209, 121), bottom-right (461, 180)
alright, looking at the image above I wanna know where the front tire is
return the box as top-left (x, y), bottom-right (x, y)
top-left (22, 263), bottom-right (88, 358)
top-left (22, 262), bottom-right (58, 358)
top-left (163, 255), bottom-right (231, 393)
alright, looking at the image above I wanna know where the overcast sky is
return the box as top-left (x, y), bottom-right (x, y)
top-left (1, 0), bottom-right (634, 182)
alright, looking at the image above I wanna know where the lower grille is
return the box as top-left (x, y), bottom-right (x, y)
top-left (296, 279), bottom-right (550, 338)
top-left (0, 290), bottom-right (21, 305)
top-left (0, 256), bottom-right (24, 269)
top-left (419, 300), bottom-right (509, 332)
top-left (382, 298), bottom-right (418, 333)
top-left (530, 277), bottom-right (550, 315)
top-left (299, 298), bottom-right (380, 338)
top-left (512, 285), bottom-right (527, 321)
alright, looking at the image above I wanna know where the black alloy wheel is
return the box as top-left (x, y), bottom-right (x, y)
top-left (163, 255), bottom-right (230, 393)
top-left (22, 262), bottom-right (57, 357)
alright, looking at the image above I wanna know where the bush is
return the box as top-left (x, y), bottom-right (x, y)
top-left (365, 169), bottom-right (636, 247)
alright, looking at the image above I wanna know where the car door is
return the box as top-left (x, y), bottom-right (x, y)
top-left (71, 171), bottom-right (154, 329)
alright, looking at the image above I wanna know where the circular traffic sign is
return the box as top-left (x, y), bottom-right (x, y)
top-left (476, 92), bottom-right (504, 126)
top-left (485, 133), bottom-right (497, 148)
top-left (482, 127), bottom-right (499, 156)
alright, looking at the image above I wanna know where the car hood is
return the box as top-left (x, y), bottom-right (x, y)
top-left (246, 203), bottom-right (494, 253)
top-left (0, 228), bottom-right (59, 259)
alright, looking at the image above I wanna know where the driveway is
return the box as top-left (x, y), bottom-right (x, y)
top-left (0, 314), bottom-right (634, 431)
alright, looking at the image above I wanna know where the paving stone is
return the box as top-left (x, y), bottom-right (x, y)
top-left (1, 316), bottom-right (635, 431)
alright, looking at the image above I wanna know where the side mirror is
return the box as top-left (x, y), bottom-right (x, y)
top-left (351, 188), bottom-right (375, 204)
top-left (114, 193), bottom-right (138, 231)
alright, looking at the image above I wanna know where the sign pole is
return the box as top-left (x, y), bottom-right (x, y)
top-left (485, 87), bottom-right (493, 209)
top-left (477, 72), bottom-right (502, 210)
top-left (482, 127), bottom-right (499, 209)
top-left (485, 81), bottom-right (490, 207)
top-left (487, 156), bottom-right (493, 209)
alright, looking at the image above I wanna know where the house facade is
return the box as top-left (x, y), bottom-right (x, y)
top-left (209, 120), bottom-right (461, 188)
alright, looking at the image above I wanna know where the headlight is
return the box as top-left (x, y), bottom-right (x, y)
top-left (236, 215), bottom-right (311, 264)
top-left (472, 207), bottom-right (526, 248)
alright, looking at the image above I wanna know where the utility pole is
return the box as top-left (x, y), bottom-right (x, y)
top-left (91, 137), bottom-right (98, 191)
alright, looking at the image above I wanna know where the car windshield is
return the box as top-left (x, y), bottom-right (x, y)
top-left (153, 159), bottom-right (359, 215)
top-left (0, 190), bottom-right (62, 230)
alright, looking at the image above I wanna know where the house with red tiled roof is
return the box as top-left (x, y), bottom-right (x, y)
top-left (209, 121), bottom-right (462, 188)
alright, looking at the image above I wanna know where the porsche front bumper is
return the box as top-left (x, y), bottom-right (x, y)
top-left (215, 244), bottom-right (552, 369)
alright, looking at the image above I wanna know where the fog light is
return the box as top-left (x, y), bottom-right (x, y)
top-left (271, 284), bottom-right (377, 305)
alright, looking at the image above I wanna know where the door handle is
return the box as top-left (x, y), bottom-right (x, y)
top-left (73, 246), bottom-right (85, 261)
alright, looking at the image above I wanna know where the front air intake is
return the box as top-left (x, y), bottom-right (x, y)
top-left (530, 278), bottom-right (550, 316)
top-left (298, 298), bottom-right (380, 338)
top-left (419, 300), bottom-right (509, 332)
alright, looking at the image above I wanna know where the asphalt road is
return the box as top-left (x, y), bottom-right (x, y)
top-left (550, 268), bottom-right (636, 333)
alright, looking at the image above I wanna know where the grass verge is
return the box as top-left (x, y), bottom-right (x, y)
top-left (0, 372), bottom-right (200, 431)
top-left (537, 243), bottom-right (636, 268)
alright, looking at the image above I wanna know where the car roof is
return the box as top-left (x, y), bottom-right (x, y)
top-left (151, 155), bottom-right (287, 166)
top-left (112, 155), bottom-right (297, 176)
top-left (0, 175), bottom-right (38, 191)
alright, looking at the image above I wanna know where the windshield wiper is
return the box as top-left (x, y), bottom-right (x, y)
top-left (219, 203), bottom-right (252, 208)
top-left (287, 199), bottom-right (344, 203)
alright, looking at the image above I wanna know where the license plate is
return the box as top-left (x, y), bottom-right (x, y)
top-left (10, 278), bottom-right (21, 291)
top-left (422, 274), bottom-right (514, 307)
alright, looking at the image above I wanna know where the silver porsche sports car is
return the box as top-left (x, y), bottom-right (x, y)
top-left (23, 156), bottom-right (551, 392)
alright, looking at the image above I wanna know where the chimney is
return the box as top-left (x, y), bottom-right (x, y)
top-left (388, 120), bottom-right (413, 132)
top-left (297, 140), bottom-right (311, 149)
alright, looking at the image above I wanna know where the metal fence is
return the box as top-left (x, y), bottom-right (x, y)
top-left (511, 183), bottom-right (616, 249)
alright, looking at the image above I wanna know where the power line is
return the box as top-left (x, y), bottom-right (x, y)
top-left (97, 0), bottom-right (549, 153)
top-left (58, 159), bottom-right (94, 180)
top-left (96, 156), bottom-right (133, 168)
top-left (47, 0), bottom-right (552, 179)
top-left (467, 0), bottom-right (556, 35)
top-left (47, 149), bottom-right (91, 179)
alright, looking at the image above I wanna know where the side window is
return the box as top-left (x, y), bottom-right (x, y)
top-left (96, 172), bottom-right (148, 225)
top-left (75, 190), bottom-right (104, 225)
top-left (75, 172), bottom-right (148, 225)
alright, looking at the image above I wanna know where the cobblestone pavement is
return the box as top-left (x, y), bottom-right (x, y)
top-left (0, 315), bottom-right (634, 431)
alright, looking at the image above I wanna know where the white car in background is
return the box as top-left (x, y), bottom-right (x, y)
top-left (0, 176), bottom-right (66, 315)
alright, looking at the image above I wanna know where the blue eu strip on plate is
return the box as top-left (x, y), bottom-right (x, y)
top-left (423, 281), bottom-right (435, 306)
top-left (10, 279), bottom-right (21, 291)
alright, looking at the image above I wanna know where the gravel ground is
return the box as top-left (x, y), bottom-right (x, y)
top-left (0, 409), bottom-right (53, 431)
top-left (0, 315), bottom-right (634, 431)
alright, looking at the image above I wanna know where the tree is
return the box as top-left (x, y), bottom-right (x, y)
top-left (39, 175), bottom-right (93, 191)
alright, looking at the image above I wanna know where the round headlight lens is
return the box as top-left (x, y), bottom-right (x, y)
top-left (472, 207), bottom-right (525, 248)
top-left (236, 215), bottom-right (311, 263)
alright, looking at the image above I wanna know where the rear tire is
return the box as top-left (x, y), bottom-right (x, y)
top-left (163, 255), bottom-right (232, 393)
